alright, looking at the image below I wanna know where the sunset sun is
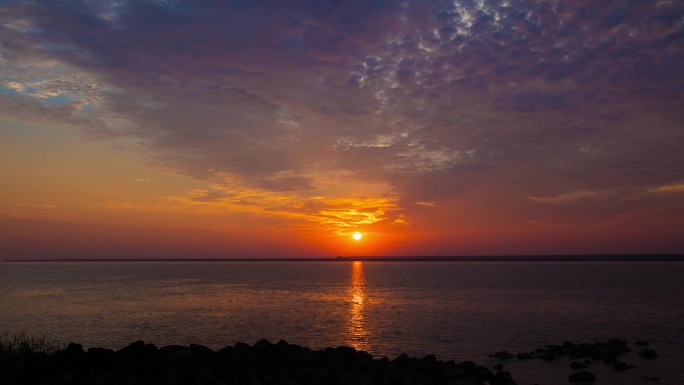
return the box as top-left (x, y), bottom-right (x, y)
top-left (352, 232), bottom-right (363, 241)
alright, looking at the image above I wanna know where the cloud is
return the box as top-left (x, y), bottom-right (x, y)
top-left (414, 201), bottom-right (436, 207)
top-left (649, 183), bottom-right (684, 193)
top-left (1, 0), bottom-right (683, 237)
top-left (528, 190), bottom-right (611, 204)
top-left (15, 203), bottom-right (56, 208)
top-left (1, 203), bottom-right (65, 220)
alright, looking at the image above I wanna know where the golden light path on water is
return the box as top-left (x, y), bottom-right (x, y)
top-left (346, 261), bottom-right (371, 352)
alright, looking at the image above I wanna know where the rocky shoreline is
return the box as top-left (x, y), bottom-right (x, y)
top-left (0, 338), bottom-right (658, 385)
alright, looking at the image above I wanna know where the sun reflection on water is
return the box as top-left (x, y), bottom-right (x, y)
top-left (347, 261), bottom-right (371, 352)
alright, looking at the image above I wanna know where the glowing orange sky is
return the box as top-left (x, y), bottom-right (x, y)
top-left (1, 1), bottom-right (683, 258)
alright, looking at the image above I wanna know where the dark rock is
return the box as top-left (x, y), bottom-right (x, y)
top-left (613, 361), bottom-right (636, 370)
top-left (638, 349), bottom-right (658, 359)
top-left (335, 346), bottom-right (357, 364)
top-left (336, 369), bottom-right (359, 385)
top-left (537, 353), bottom-right (555, 361)
top-left (578, 343), bottom-right (598, 359)
top-left (189, 343), bottom-right (214, 357)
top-left (562, 341), bottom-right (585, 358)
top-left (87, 347), bottom-right (114, 361)
top-left (307, 368), bottom-right (334, 385)
top-left (642, 376), bottom-right (659, 381)
top-left (235, 341), bottom-right (254, 355)
top-left (493, 363), bottom-right (503, 370)
top-left (250, 342), bottom-right (283, 370)
top-left (635, 340), bottom-right (649, 346)
top-left (356, 351), bottom-right (373, 367)
top-left (607, 338), bottom-right (627, 346)
top-left (0, 340), bottom-right (522, 385)
top-left (116, 340), bottom-right (146, 360)
top-left (64, 343), bottom-right (85, 356)
top-left (570, 361), bottom-right (587, 369)
top-left (494, 351), bottom-right (515, 359)
top-left (516, 352), bottom-right (533, 360)
top-left (142, 343), bottom-right (158, 355)
top-left (490, 370), bottom-right (517, 385)
top-left (392, 352), bottom-right (413, 368)
top-left (417, 354), bottom-right (437, 371)
top-left (254, 338), bottom-right (274, 350)
top-left (170, 348), bottom-right (193, 360)
top-left (453, 360), bottom-right (477, 371)
top-left (159, 345), bottom-right (188, 356)
top-left (568, 371), bottom-right (596, 383)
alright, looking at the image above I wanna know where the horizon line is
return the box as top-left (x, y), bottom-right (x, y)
top-left (3, 254), bottom-right (684, 263)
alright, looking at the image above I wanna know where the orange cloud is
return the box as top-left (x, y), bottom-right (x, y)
top-left (649, 183), bottom-right (684, 193)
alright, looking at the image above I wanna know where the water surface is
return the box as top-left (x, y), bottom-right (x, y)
top-left (1, 261), bottom-right (682, 384)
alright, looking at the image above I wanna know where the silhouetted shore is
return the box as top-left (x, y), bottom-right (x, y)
top-left (0, 338), bottom-right (660, 384)
top-left (1, 339), bottom-right (513, 385)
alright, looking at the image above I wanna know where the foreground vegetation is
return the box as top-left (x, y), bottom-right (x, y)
top-left (0, 332), bottom-right (63, 356)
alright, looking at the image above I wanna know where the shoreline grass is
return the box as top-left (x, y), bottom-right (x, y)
top-left (0, 332), bottom-right (64, 356)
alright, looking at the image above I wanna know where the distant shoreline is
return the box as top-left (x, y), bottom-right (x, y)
top-left (3, 254), bottom-right (684, 262)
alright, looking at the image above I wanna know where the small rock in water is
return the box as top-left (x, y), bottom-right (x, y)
top-left (493, 363), bottom-right (503, 370)
top-left (516, 352), bottom-right (533, 360)
top-left (494, 351), bottom-right (515, 359)
top-left (490, 370), bottom-right (517, 385)
top-left (613, 361), bottom-right (636, 371)
top-left (568, 371), bottom-right (596, 383)
top-left (638, 349), bottom-right (658, 359)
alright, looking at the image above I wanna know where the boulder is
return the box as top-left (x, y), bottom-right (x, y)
top-left (116, 340), bottom-right (146, 360)
top-left (64, 343), bottom-right (85, 357)
top-left (356, 351), bottom-right (373, 367)
top-left (159, 345), bottom-right (188, 357)
top-left (86, 347), bottom-right (114, 365)
top-left (490, 370), bottom-right (516, 385)
top-left (568, 371), bottom-right (595, 383)
top-left (638, 349), bottom-right (658, 359)
top-left (613, 361), bottom-right (635, 371)
top-left (189, 344), bottom-right (214, 357)
top-left (494, 351), bottom-right (515, 359)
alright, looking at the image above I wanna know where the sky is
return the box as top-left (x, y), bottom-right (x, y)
top-left (1, 0), bottom-right (683, 258)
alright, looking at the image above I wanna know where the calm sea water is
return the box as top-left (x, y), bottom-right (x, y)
top-left (1, 261), bottom-right (683, 384)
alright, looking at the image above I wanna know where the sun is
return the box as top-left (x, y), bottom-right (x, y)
top-left (352, 232), bottom-right (363, 241)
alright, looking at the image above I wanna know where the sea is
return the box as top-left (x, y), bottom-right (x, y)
top-left (1, 260), bottom-right (683, 384)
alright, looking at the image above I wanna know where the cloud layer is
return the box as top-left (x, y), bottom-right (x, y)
top-left (2, 0), bottom-right (683, 253)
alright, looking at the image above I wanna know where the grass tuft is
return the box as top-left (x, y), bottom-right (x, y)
top-left (0, 332), bottom-right (64, 356)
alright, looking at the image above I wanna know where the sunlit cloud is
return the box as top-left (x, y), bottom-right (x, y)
top-left (15, 203), bottom-right (57, 208)
top-left (1, 203), bottom-right (66, 220)
top-left (648, 183), bottom-right (684, 193)
top-left (414, 201), bottom-right (437, 207)
top-left (528, 190), bottom-right (612, 204)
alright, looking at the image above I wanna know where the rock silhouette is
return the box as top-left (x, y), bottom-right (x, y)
top-left (1, 339), bottom-right (504, 385)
